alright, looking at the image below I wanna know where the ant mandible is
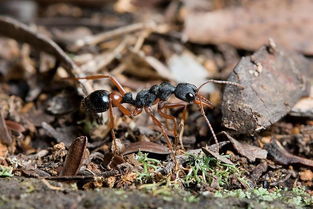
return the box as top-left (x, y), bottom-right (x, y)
top-left (76, 74), bottom-right (242, 153)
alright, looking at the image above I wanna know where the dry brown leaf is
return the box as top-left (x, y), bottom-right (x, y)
top-left (122, 141), bottom-right (170, 155)
top-left (5, 120), bottom-right (26, 133)
top-left (60, 136), bottom-right (88, 176)
top-left (222, 131), bottom-right (267, 162)
top-left (202, 145), bottom-right (234, 165)
top-left (103, 153), bottom-right (125, 170)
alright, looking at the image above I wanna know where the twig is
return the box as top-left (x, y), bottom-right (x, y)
top-left (41, 179), bottom-right (64, 191)
top-left (74, 22), bottom-right (149, 49)
top-left (80, 37), bottom-right (131, 75)
top-left (129, 48), bottom-right (173, 80)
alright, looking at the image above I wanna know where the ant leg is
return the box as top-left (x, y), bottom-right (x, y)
top-left (132, 107), bottom-right (143, 116)
top-left (145, 107), bottom-right (178, 172)
top-left (196, 95), bottom-right (214, 108)
top-left (108, 102), bottom-right (118, 153)
top-left (110, 92), bottom-right (134, 117)
top-left (75, 74), bottom-right (127, 95)
top-left (178, 106), bottom-right (187, 149)
top-left (144, 107), bottom-right (173, 151)
top-left (157, 102), bottom-right (186, 149)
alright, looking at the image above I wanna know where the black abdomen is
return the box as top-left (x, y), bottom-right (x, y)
top-left (82, 90), bottom-right (110, 113)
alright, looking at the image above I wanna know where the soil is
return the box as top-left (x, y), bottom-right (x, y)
top-left (0, 178), bottom-right (293, 209)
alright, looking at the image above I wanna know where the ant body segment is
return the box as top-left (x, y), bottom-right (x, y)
top-left (77, 74), bottom-right (242, 152)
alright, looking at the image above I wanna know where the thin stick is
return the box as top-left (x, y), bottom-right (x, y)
top-left (80, 37), bottom-right (130, 74)
top-left (74, 23), bottom-right (146, 48)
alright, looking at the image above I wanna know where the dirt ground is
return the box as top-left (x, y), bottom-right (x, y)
top-left (0, 178), bottom-right (297, 209)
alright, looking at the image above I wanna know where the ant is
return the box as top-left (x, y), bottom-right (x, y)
top-left (75, 74), bottom-right (242, 153)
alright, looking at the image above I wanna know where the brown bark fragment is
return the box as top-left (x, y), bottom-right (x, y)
top-left (222, 44), bottom-right (311, 134)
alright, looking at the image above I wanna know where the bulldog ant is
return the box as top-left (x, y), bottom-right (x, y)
top-left (75, 74), bottom-right (242, 153)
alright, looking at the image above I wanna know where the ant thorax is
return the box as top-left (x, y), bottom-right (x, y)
top-left (121, 82), bottom-right (176, 108)
top-left (121, 82), bottom-right (199, 108)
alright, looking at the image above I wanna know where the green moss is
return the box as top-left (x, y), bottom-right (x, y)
top-left (183, 152), bottom-right (247, 188)
top-left (214, 187), bottom-right (313, 208)
top-left (0, 165), bottom-right (13, 177)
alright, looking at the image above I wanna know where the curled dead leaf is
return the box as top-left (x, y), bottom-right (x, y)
top-left (60, 136), bottom-right (88, 176)
top-left (222, 131), bottom-right (267, 162)
top-left (265, 139), bottom-right (313, 167)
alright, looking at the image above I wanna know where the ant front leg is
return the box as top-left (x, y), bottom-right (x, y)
top-left (108, 95), bottom-right (132, 154)
top-left (157, 101), bottom-right (187, 149)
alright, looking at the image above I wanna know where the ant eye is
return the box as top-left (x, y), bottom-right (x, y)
top-left (185, 93), bottom-right (195, 102)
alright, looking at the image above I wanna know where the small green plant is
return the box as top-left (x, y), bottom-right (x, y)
top-left (183, 194), bottom-right (200, 203)
top-left (135, 152), bottom-right (162, 183)
top-left (0, 165), bottom-right (13, 177)
top-left (183, 153), bottom-right (244, 188)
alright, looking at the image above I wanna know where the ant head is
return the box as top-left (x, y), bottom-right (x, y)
top-left (82, 90), bottom-right (110, 113)
top-left (174, 83), bottom-right (197, 103)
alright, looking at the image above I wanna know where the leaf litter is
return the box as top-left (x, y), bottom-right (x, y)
top-left (0, 1), bottom-right (312, 208)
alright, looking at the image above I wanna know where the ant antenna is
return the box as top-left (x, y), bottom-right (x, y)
top-left (195, 79), bottom-right (243, 151)
top-left (197, 100), bottom-right (219, 150)
top-left (197, 79), bottom-right (244, 93)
